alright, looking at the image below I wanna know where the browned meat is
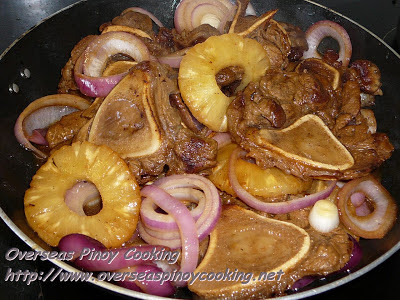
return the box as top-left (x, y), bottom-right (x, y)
top-left (280, 22), bottom-right (309, 61)
top-left (46, 111), bottom-right (90, 148)
top-left (227, 60), bottom-right (393, 180)
top-left (95, 62), bottom-right (217, 183)
top-left (146, 27), bottom-right (177, 56)
top-left (173, 128), bottom-right (217, 174)
top-left (58, 35), bottom-right (96, 96)
top-left (259, 70), bottom-right (332, 125)
top-left (111, 11), bottom-right (153, 35)
top-left (169, 93), bottom-right (208, 135)
top-left (248, 20), bottom-right (291, 69)
top-left (343, 60), bottom-right (383, 95)
top-left (215, 66), bottom-right (244, 97)
top-left (173, 24), bottom-right (220, 49)
top-left (234, 81), bottom-right (287, 129)
top-left (340, 80), bottom-right (361, 118)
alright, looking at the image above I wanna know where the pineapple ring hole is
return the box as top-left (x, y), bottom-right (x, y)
top-left (215, 66), bottom-right (245, 97)
top-left (64, 181), bottom-right (103, 216)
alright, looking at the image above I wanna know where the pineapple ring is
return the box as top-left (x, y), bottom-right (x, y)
top-left (178, 33), bottom-right (270, 132)
top-left (24, 141), bottom-right (141, 248)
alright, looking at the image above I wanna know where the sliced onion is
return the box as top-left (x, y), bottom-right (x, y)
top-left (140, 184), bottom-right (199, 286)
top-left (228, 148), bottom-right (336, 214)
top-left (191, 3), bottom-right (231, 33)
top-left (14, 94), bottom-right (90, 158)
top-left (337, 175), bottom-right (397, 239)
top-left (356, 202), bottom-right (371, 216)
top-left (350, 192), bottom-right (365, 207)
top-left (118, 264), bottom-right (175, 296)
top-left (157, 48), bottom-right (190, 68)
top-left (58, 234), bottom-right (172, 271)
top-left (211, 132), bottom-right (231, 149)
top-left (121, 7), bottom-right (164, 27)
top-left (58, 234), bottom-right (176, 296)
top-left (74, 32), bottom-right (150, 97)
top-left (174, 0), bottom-right (236, 33)
top-left (157, 54), bottom-right (183, 68)
top-left (29, 129), bottom-right (48, 146)
top-left (340, 235), bottom-right (362, 272)
top-left (302, 20), bottom-right (352, 67)
top-left (64, 181), bottom-right (100, 216)
top-left (245, 2), bottom-right (257, 16)
top-left (291, 275), bottom-right (317, 291)
top-left (139, 174), bottom-right (221, 249)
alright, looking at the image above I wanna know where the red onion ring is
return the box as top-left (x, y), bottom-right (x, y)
top-left (228, 148), bottom-right (336, 214)
top-left (356, 202), bottom-right (371, 217)
top-left (337, 175), bottom-right (397, 239)
top-left (245, 2), bottom-right (257, 16)
top-left (74, 32), bottom-right (150, 97)
top-left (121, 7), bottom-right (164, 27)
top-left (212, 132), bottom-right (231, 149)
top-left (118, 264), bottom-right (175, 296)
top-left (58, 234), bottom-right (173, 271)
top-left (302, 20), bottom-right (352, 67)
top-left (340, 235), bottom-right (362, 272)
top-left (29, 129), bottom-right (48, 146)
top-left (157, 53), bottom-right (184, 68)
top-left (64, 181), bottom-right (100, 216)
top-left (191, 3), bottom-right (231, 33)
top-left (350, 192), bottom-right (365, 207)
top-left (58, 234), bottom-right (176, 296)
top-left (14, 94), bottom-right (90, 158)
top-left (139, 174), bottom-right (221, 249)
top-left (156, 46), bottom-right (190, 69)
top-left (174, 0), bottom-right (236, 33)
top-left (140, 185), bottom-right (199, 286)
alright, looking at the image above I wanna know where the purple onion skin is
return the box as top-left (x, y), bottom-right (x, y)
top-left (291, 275), bottom-right (318, 291)
top-left (59, 234), bottom-right (175, 296)
top-left (118, 280), bottom-right (142, 292)
top-left (58, 233), bottom-right (106, 261)
top-left (339, 235), bottom-right (362, 272)
top-left (290, 235), bottom-right (362, 292)
top-left (131, 264), bottom-right (176, 296)
top-left (58, 234), bottom-right (172, 271)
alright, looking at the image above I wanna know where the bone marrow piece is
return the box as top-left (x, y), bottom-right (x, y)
top-left (88, 68), bottom-right (162, 158)
top-left (189, 205), bottom-right (310, 298)
top-left (253, 114), bottom-right (354, 171)
top-left (85, 61), bottom-right (217, 183)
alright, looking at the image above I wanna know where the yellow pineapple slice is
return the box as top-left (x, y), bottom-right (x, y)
top-left (24, 141), bottom-right (141, 247)
top-left (178, 33), bottom-right (270, 132)
top-left (208, 143), bottom-right (311, 198)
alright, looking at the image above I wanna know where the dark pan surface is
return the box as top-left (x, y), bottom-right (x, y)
top-left (0, 0), bottom-right (399, 299)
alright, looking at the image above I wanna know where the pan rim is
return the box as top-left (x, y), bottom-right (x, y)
top-left (1, 0), bottom-right (399, 299)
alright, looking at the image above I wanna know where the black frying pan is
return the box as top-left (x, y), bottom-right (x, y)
top-left (0, 0), bottom-right (399, 299)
